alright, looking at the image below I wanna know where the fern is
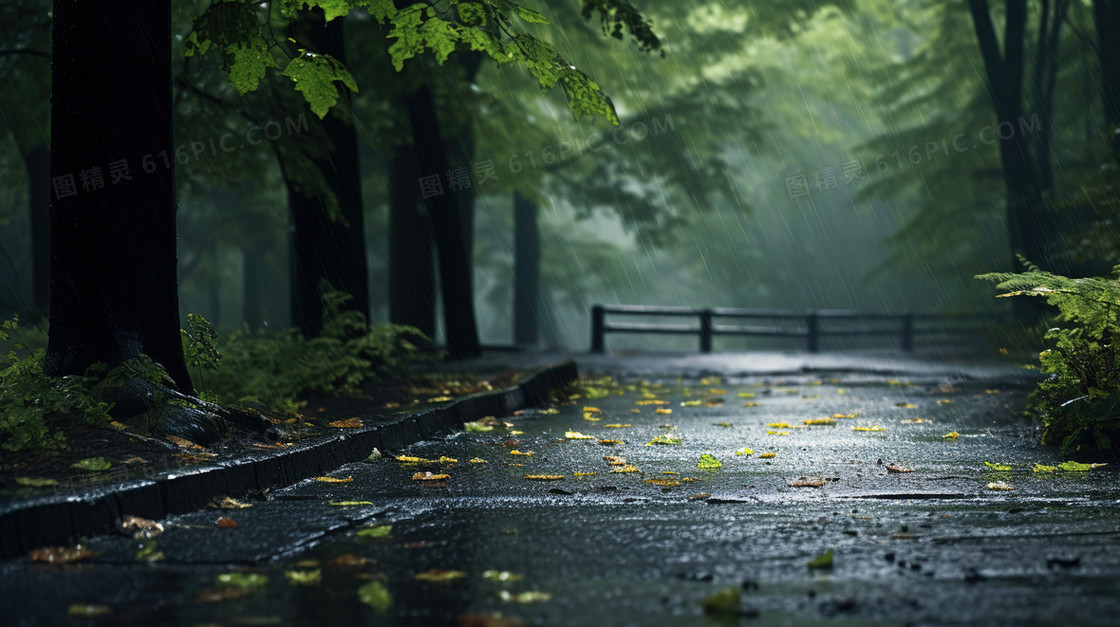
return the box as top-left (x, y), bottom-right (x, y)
top-left (978, 258), bottom-right (1120, 453)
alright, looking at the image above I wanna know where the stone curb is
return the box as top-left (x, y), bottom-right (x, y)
top-left (0, 360), bottom-right (579, 560)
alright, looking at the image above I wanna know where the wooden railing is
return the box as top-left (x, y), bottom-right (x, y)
top-left (590, 305), bottom-right (997, 353)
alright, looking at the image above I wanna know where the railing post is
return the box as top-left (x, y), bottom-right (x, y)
top-left (807, 311), bottom-right (819, 353)
top-left (591, 305), bottom-right (605, 353)
top-left (901, 312), bottom-right (914, 352)
top-left (699, 309), bottom-right (712, 353)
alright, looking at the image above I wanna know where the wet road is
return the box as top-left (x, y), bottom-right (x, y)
top-left (4, 370), bottom-right (1120, 625)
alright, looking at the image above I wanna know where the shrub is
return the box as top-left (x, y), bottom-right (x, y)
top-left (978, 259), bottom-right (1120, 453)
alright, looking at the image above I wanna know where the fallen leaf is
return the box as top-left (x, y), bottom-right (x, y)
top-left (316, 476), bottom-right (354, 483)
top-left (358, 580), bottom-right (392, 612)
top-left (734, 447), bottom-right (753, 456)
top-left (636, 400), bottom-right (669, 405)
top-left (759, 452), bottom-right (777, 459)
top-left (16, 476), bottom-right (57, 487)
top-left (791, 476), bottom-right (827, 487)
top-left (655, 408), bottom-right (673, 415)
top-left (943, 431), bottom-right (961, 440)
top-left (895, 403), bottom-right (917, 409)
top-left (524, 474), bottom-right (565, 481)
top-left (71, 457), bottom-right (111, 472)
top-left (413, 472), bottom-right (450, 481)
top-left (498, 590), bottom-right (551, 603)
top-left (428, 396), bottom-right (454, 403)
top-left (464, 422), bottom-right (494, 432)
top-left (603, 456), bottom-right (628, 465)
top-left (808, 549), bottom-right (834, 569)
top-left (697, 454), bottom-right (722, 470)
top-left (285, 569), bottom-right (322, 585)
top-left (1032, 464), bottom-right (1058, 473)
top-left (439, 456), bottom-right (459, 463)
top-left (681, 400), bottom-right (702, 407)
top-left (987, 481), bottom-right (1013, 491)
top-left (30, 545), bottom-right (96, 564)
top-left (357, 525), bottom-right (392, 539)
top-left (900, 418), bottom-right (927, 423)
top-left (766, 430), bottom-right (789, 435)
top-left (415, 569), bottom-right (467, 582)
top-left (217, 572), bottom-right (268, 590)
top-left (216, 516), bottom-right (238, 528)
top-left (395, 455), bottom-right (432, 464)
top-left (984, 462), bottom-right (1012, 471)
top-left (738, 392), bottom-right (756, 399)
top-left (572, 472), bottom-right (597, 477)
top-left (803, 418), bottom-right (836, 426)
top-left (67, 605), bottom-right (110, 618)
top-left (210, 496), bottom-right (253, 509)
top-left (688, 493), bottom-right (711, 500)
top-left (713, 421), bottom-right (733, 427)
top-left (509, 450), bottom-right (533, 456)
top-left (539, 408), bottom-right (559, 415)
top-left (565, 430), bottom-right (594, 440)
top-left (647, 434), bottom-right (682, 446)
top-left (833, 412), bottom-right (860, 419)
top-left (852, 426), bottom-right (886, 432)
top-left (1058, 461), bottom-right (1107, 472)
top-left (744, 402), bottom-right (761, 407)
top-left (165, 435), bottom-right (204, 449)
top-left (609, 465), bottom-right (641, 473)
top-left (938, 399), bottom-right (953, 405)
top-left (482, 570), bottom-right (524, 582)
top-left (121, 515), bottom-right (164, 538)
top-left (328, 417), bottom-right (363, 428)
top-left (646, 479), bottom-right (681, 486)
top-left (604, 423), bottom-right (631, 428)
top-left (767, 422), bottom-right (792, 428)
top-left (329, 553), bottom-right (374, 567)
top-left (885, 464), bottom-right (914, 473)
top-left (700, 586), bottom-right (740, 615)
top-left (330, 501), bottom-right (374, 506)
top-left (598, 439), bottom-right (623, 446)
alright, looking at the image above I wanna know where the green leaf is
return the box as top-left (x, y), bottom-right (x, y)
top-left (697, 454), bottom-right (722, 469)
top-left (514, 4), bottom-right (549, 24)
top-left (229, 39), bottom-right (277, 94)
top-left (71, 457), bottom-right (110, 472)
top-left (218, 572), bottom-right (269, 590)
top-left (282, 52), bottom-right (358, 118)
top-left (358, 580), bottom-right (393, 612)
top-left (646, 434), bottom-right (682, 446)
top-left (284, 569), bottom-right (322, 585)
top-left (983, 461), bottom-right (1012, 471)
top-left (357, 525), bottom-right (393, 538)
top-left (1058, 460), bottom-right (1105, 472)
top-left (807, 549), bottom-right (834, 569)
top-left (700, 586), bottom-right (740, 615)
top-left (16, 476), bottom-right (57, 487)
top-left (282, 0), bottom-right (353, 22)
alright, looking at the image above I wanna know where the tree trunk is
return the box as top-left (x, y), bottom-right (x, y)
top-left (404, 83), bottom-right (481, 359)
top-left (388, 142), bottom-right (437, 338)
top-left (968, 0), bottom-right (1059, 274)
top-left (1095, 0), bottom-right (1120, 160)
top-left (513, 191), bottom-right (540, 347)
top-left (45, 0), bottom-right (192, 393)
top-left (287, 15), bottom-right (368, 337)
top-left (19, 143), bottom-right (49, 318)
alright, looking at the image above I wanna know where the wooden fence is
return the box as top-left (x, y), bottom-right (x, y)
top-left (590, 305), bottom-right (996, 353)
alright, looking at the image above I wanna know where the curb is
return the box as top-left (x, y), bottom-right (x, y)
top-left (0, 360), bottom-right (579, 560)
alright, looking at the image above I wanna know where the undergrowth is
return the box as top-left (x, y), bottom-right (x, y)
top-left (979, 258), bottom-right (1120, 454)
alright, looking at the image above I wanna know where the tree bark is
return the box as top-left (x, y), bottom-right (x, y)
top-left (287, 15), bottom-right (369, 337)
top-left (404, 82), bottom-right (481, 359)
top-left (19, 143), bottom-right (49, 318)
top-left (1095, 0), bottom-right (1120, 159)
top-left (388, 142), bottom-right (437, 338)
top-left (968, 0), bottom-right (1059, 274)
top-left (513, 191), bottom-right (540, 347)
top-left (45, 0), bottom-right (192, 392)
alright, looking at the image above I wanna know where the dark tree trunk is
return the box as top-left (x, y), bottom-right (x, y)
top-left (1033, 0), bottom-right (1066, 191)
top-left (513, 191), bottom-right (540, 347)
top-left (404, 83), bottom-right (481, 359)
top-left (1095, 0), bottom-right (1120, 160)
top-left (449, 52), bottom-right (485, 261)
top-left (45, 0), bottom-right (192, 392)
top-left (388, 142), bottom-right (437, 338)
top-left (19, 143), bottom-right (49, 318)
top-left (968, 0), bottom-right (1060, 276)
top-left (287, 15), bottom-right (368, 337)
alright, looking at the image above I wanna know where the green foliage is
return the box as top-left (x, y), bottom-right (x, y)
top-left (0, 318), bottom-right (171, 454)
top-left (978, 259), bottom-right (1120, 453)
top-left (185, 0), bottom-right (621, 123)
top-left (182, 313), bottom-right (222, 392)
top-left (186, 289), bottom-right (430, 414)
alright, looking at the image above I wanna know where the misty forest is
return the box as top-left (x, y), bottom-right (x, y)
top-left (2, 0), bottom-right (1120, 456)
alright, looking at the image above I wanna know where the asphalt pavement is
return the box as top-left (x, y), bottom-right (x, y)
top-left (3, 350), bottom-right (1119, 626)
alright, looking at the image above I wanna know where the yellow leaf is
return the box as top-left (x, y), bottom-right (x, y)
top-left (803, 418), bottom-right (836, 425)
top-left (583, 414), bottom-right (602, 422)
top-left (646, 479), bottom-right (681, 486)
top-left (469, 458), bottom-right (487, 463)
top-left (412, 472), bottom-right (449, 481)
top-left (415, 569), bottom-right (466, 582)
top-left (894, 403), bottom-right (917, 409)
top-left (428, 396), bottom-right (454, 403)
top-left (832, 412), bottom-right (859, 419)
top-left (582, 406), bottom-right (602, 414)
top-left (713, 421), bottom-right (733, 427)
top-left (315, 476), bottom-right (353, 483)
top-left (734, 447), bottom-right (753, 456)
top-left (738, 392), bottom-right (756, 399)
top-left (572, 472), bottom-right (597, 477)
top-left (439, 456), bottom-right (458, 463)
top-left (565, 430), bottom-right (594, 440)
top-left (743, 402), bottom-right (761, 407)
top-left (681, 400), bottom-right (702, 407)
top-left (767, 422), bottom-right (792, 428)
top-left (765, 430), bottom-right (789, 436)
top-left (510, 450), bottom-right (533, 456)
top-left (328, 417), bottom-right (363, 428)
top-left (604, 424), bottom-right (631, 428)
top-left (900, 418), bottom-right (927, 424)
top-left (540, 408), bottom-right (559, 415)
top-left (330, 501), bottom-right (374, 506)
top-left (759, 452), bottom-right (776, 459)
top-left (852, 426), bottom-right (886, 432)
top-left (524, 474), bottom-right (565, 481)
top-left (709, 388), bottom-right (727, 395)
top-left (636, 400), bottom-right (669, 406)
top-left (396, 456), bottom-right (432, 464)
top-left (655, 408), bottom-right (673, 415)
top-left (610, 465), bottom-right (640, 473)
top-left (603, 456), bottom-right (627, 465)
top-left (938, 399), bottom-right (952, 405)
top-left (942, 431), bottom-right (960, 440)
